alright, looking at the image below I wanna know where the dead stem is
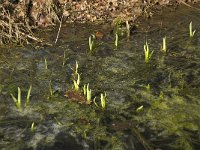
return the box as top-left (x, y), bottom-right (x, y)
top-left (55, 3), bottom-right (66, 44)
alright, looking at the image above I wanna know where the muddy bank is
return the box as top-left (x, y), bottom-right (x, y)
top-left (0, 0), bottom-right (199, 45)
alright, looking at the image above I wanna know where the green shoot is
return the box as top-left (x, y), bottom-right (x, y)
top-left (11, 85), bottom-right (32, 110)
top-left (54, 117), bottom-right (62, 126)
top-left (75, 61), bottom-right (78, 75)
top-left (159, 91), bottom-right (164, 99)
top-left (62, 51), bottom-right (66, 67)
top-left (93, 97), bottom-right (98, 107)
top-left (86, 83), bottom-right (92, 104)
top-left (31, 122), bottom-right (35, 132)
top-left (144, 41), bottom-right (154, 63)
top-left (146, 84), bottom-right (151, 92)
top-left (161, 36), bottom-right (167, 53)
top-left (73, 73), bottom-right (80, 91)
top-left (11, 87), bottom-right (21, 109)
top-left (100, 92), bottom-right (106, 109)
top-left (136, 105), bottom-right (143, 112)
top-left (115, 32), bottom-right (119, 48)
top-left (126, 20), bottom-right (130, 38)
top-left (189, 21), bottom-right (196, 38)
top-left (25, 85), bottom-right (32, 107)
top-left (83, 84), bottom-right (87, 96)
top-left (84, 130), bottom-right (87, 139)
top-left (44, 58), bottom-right (48, 70)
top-left (89, 34), bottom-right (95, 53)
top-left (49, 80), bottom-right (53, 97)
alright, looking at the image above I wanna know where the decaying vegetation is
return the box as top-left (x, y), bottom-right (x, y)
top-left (0, 0), bottom-right (198, 45)
top-left (0, 6), bottom-right (40, 45)
top-left (0, 0), bottom-right (58, 45)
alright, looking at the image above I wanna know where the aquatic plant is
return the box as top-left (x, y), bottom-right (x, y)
top-left (86, 83), bottom-right (92, 104)
top-left (49, 80), bottom-right (53, 97)
top-left (25, 85), bottom-right (32, 107)
top-left (159, 91), bottom-right (164, 99)
top-left (100, 92), bottom-right (106, 109)
top-left (31, 122), bottom-right (35, 132)
top-left (189, 21), bottom-right (196, 38)
top-left (161, 36), bottom-right (167, 53)
top-left (44, 58), bottom-right (48, 70)
top-left (115, 32), bottom-right (119, 48)
top-left (75, 61), bottom-right (79, 75)
top-left (144, 42), bottom-right (154, 63)
top-left (73, 73), bottom-right (80, 91)
top-left (11, 87), bottom-right (21, 109)
top-left (93, 97), bottom-right (98, 107)
top-left (83, 84), bottom-right (87, 96)
top-left (146, 84), bottom-right (151, 92)
top-left (11, 85), bottom-right (32, 109)
top-left (54, 117), bottom-right (62, 126)
top-left (136, 105), bottom-right (143, 112)
top-left (62, 51), bottom-right (66, 67)
top-left (126, 20), bottom-right (130, 38)
top-left (89, 34), bottom-right (96, 53)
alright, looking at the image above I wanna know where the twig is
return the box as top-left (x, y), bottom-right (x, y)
top-left (55, 3), bottom-right (67, 44)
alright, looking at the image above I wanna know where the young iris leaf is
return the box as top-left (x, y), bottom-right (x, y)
top-left (93, 97), bottom-right (98, 107)
top-left (44, 58), bottom-right (48, 70)
top-left (136, 105), bottom-right (143, 112)
top-left (89, 34), bottom-right (95, 53)
top-left (75, 61), bottom-right (78, 74)
top-left (62, 51), bottom-right (66, 67)
top-left (126, 20), bottom-right (130, 38)
top-left (11, 87), bottom-right (21, 109)
top-left (86, 84), bottom-right (91, 104)
top-left (189, 21), bottom-right (196, 38)
top-left (144, 41), bottom-right (153, 63)
top-left (101, 92), bottom-right (106, 109)
top-left (49, 80), bottom-right (53, 97)
top-left (83, 84), bottom-right (87, 96)
top-left (25, 85), bottom-right (32, 107)
top-left (161, 36), bottom-right (167, 53)
top-left (115, 32), bottom-right (119, 48)
top-left (11, 85), bottom-right (32, 110)
top-left (146, 84), bottom-right (151, 92)
top-left (31, 122), bottom-right (35, 132)
top-left (73, 73), bottom-right (80, 91)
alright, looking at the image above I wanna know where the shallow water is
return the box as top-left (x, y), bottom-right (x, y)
top-left (0, 5), bottom-right (200, 150)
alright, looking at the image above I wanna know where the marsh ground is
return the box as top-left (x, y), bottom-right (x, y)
top-left (0, 1), bottom-right (200, 150)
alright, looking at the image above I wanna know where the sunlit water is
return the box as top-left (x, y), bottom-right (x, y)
top-left (0, 5), bottom-right (200, 150)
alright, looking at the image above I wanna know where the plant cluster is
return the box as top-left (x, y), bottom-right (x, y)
top-left (65, 61), bottom-right (107, 109)
top-left (11, 85), bottom-right (32, 110)
top-left (142, 22), bottom-right (196, 63)
top-left (144, 41), bottom-right (154, 63)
